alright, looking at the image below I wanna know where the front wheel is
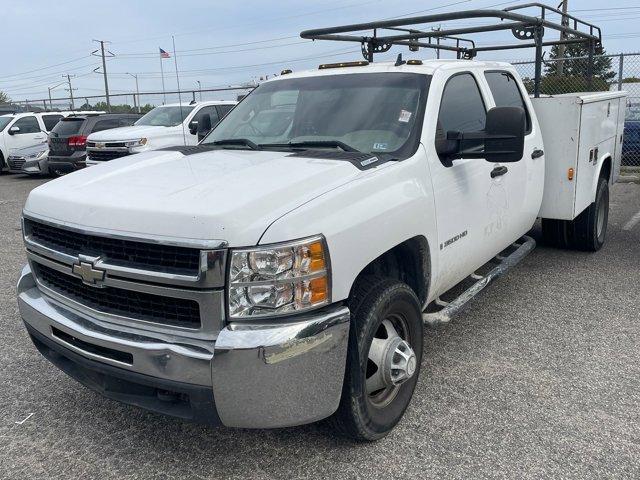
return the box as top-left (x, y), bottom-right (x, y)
top-left (329, 277), bottom-right (423, 441)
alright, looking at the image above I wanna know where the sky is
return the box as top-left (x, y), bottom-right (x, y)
top-left (1, 0), bottom-right (639, 107)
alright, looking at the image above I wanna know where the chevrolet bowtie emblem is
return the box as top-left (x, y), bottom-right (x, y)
top-left (95, 142), bottom-right (105, 148)
top-left (72, 258), bottom-right (106, 286)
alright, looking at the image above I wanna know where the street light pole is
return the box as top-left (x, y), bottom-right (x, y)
top-left (48, 80), bottom-right (67, 111)
top-left (126, 73), bottom-right (141, 113)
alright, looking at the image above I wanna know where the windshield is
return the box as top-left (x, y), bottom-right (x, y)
top-left (135, 106), bottom-right (194, 127)
top-left (203, 73), bottom-right (430, 159)
top-left (0, 116), bottom-right (12, 132)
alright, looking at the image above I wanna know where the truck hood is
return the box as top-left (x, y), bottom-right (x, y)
top-left (87, 125), bottom-right (172, 142)
top-left (24, 148), bottom-right (367, 246)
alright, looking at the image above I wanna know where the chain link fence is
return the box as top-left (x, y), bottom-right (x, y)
top-left (6, 52), bottom-right (640, 168)
top-left (10, 85), bottom-right (255, 116)
top-left (512, 53), bottom-right (640, 169)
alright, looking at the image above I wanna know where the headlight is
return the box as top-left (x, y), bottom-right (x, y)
top-left (125, 138), bottom-right (147, 148)
top-left (25, 149), bottom-right (48, 160)
top-left (228, 236), bottom-right (330, 319)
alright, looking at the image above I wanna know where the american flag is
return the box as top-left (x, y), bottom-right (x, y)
top-left (159, 48), bottom-right (170, 58)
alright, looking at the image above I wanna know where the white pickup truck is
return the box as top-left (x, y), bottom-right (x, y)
top-left (85, 100), bottom-right (236, 164)
top-left (16, 6), bottom-right (627, 441)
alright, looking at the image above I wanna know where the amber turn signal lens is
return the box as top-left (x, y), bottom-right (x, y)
top-left (308, 241), bottom-right (326, 272)
top-left (309, 276), bottom-right (328, 304)
top-left (568, 168), bottom-right (575, 181)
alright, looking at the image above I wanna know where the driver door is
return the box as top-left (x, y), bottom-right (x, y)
top-left (427, 72), bottom-right (512, 293)
top-left (7, 116), bottom-right (46, 153)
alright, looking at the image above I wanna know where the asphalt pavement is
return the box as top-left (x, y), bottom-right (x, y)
top-left (1, 174), bottom-right (639, 479)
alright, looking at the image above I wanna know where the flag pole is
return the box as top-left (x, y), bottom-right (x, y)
top-left (172, 36), bottom-right (187, 146)
top-left (159, 49), bottom-right (166, 105)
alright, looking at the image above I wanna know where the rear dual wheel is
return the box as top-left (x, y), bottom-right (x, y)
top-left (542, 178), bottom-right (609, 252)
top-left (330, 277), bottom-right (423, 441)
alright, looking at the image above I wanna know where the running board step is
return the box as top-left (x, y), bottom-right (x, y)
top-left (422, 235), bottom-right (536, 327)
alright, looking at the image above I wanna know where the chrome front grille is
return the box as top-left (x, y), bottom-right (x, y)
top-left (36, 263), bottom-right (201, 329)
top-left (23, 215), bottom-right (227, 338)
top-left (26, 218), bottom-right (201, 275)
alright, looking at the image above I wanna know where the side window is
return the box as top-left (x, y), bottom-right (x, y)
top-left (13, 116), bottom-right (41, 134)
top-left (119, 117), bottom-right (137, 127)
top-left (194, 106), bottom-right (220, 126)
top-left (216, 104), bottom-right (234, 119)
top-left (42, 114), bottom-right (62, 131)
top-left (91, 118), bottom-right (121, 133)
top-left (484, 71), bottom-right (532, 133)
top-left (436, 73), bottom-right (487, 160)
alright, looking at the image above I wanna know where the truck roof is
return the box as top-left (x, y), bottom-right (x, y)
top-left (160, 100), bottom-right (237, 107)
top-left (270, 58), bottom-right (516, 81)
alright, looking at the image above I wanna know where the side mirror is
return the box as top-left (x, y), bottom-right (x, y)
top-left (8, 126), bottom-right (20, 135)
top-left (197, 114), bottom-right (212, 142)
top-left (435, 106), bottom-right (526, 163)
top-left (484, 106), bottom-right (526, 163)
top-left (188, 120), bottom-right (198, 135)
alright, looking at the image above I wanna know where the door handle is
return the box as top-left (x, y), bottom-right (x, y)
top-left (490, 165), bottom-right (508, 178)
top-left (531, 149), bottom-right (544, 159)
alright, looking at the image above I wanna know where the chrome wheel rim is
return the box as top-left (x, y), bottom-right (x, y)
top-left (366, 314), bottom-right (416, 408)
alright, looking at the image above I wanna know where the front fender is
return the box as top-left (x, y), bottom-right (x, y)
top-left (259, 153), bottom-right (438, 304)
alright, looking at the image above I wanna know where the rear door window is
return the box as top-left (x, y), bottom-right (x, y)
top-left (484, 71), bottom-right (532, 133)
top-left (42, 114), bottom-right (63, 131)
top-left (52, 118), bottom-right (84, 136)
top-left (193, 105), bottom-right (220, 126)
top-left (216, 104), bottom-right (234, 119)
top-left (119, 117), bottom-right (138, 127)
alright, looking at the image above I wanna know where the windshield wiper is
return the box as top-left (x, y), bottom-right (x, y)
top-left (260, 140), bottom-right (361, 153)
top-left (212, 138), bottom-right (261, 150)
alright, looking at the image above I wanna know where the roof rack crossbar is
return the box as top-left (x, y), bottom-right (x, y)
top-left (300, 3), bottom-right (603, 97)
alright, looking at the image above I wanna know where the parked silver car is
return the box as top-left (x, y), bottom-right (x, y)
top-left (6, 142), bottom-right (49, 176)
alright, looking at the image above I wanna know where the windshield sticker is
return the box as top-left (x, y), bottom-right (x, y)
top-left (373, 142), bottom-right (388, 150)
top-left (398, 110), bottom-right (412, 123)
top-left (360, 156), bottom-right (380, 167)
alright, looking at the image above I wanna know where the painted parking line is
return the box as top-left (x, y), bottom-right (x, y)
top-left (623, 210), bottom-right (640, 231)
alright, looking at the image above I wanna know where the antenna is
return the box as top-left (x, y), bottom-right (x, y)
top-left (172, 35), bottom-right (187, 147)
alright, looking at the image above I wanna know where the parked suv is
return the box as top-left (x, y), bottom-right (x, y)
top-left (0, 112), bottom-right (68, 173)
top-left (85, 101), bottom-right (236, 165)
top-left (48, 114), bottom-right (140, 175)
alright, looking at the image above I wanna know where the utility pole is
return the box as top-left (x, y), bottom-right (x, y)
top-left (126, 73), bottom-right (141, 113)
top-left (92, 39), bottom-right (114, 112)
top-left (196, 81), bottom-right (202, 101)
top-left (557, 0), bottom-right (569, 76)
top-left (63, 74), bottom-right (76, 110)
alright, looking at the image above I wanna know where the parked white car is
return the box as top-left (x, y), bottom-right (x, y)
top-left (0, 112), bottom-right (66, 172)
top-left (85, 101), bottom-right (236, 164)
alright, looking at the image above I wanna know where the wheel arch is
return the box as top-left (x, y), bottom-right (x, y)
top-left (592, 154), bottom-right (613, 203)
top-left (348, 235), bottom-right (431, 306)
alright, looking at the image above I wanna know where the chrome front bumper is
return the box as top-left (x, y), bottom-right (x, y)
top-left (17, 265), bottom-right (350, 428)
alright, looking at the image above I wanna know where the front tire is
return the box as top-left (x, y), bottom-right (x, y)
top-left (329, 276), bottom-right (423, 441)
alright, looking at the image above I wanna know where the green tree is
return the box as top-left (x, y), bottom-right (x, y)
top-left (0, 90), bottom-right (10, 104)
top-left (80, 102), bottom-right (155, 114)
top-left (545, 43), bottom-right (615, 80)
